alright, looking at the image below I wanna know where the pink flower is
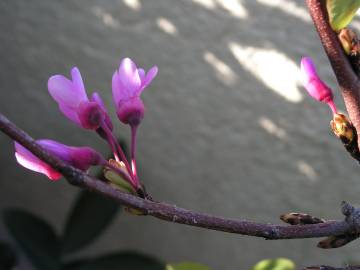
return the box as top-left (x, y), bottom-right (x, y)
top-left (300, 57), bottom-right (337, 113)
top-left (48, 67), bottom-right (111, 130)
top-left (14, 139), bottom-right (103, 180)
top-left (112, 58), bottom-right (158, 126)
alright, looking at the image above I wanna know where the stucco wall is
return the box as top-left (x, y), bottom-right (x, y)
top-left (1, 0), bottom-right (360, 269)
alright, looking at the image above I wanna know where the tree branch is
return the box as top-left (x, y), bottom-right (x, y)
top-left (306, 0), bottom-right (360, 149)
top-left (0, 112), bottom-right (354, 239)
top-left (304, 266), bottom-right (360, 270)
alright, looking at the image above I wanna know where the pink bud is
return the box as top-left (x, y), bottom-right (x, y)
top-left (112, 58), bottom-right (158, 126)
top-left (300, 57), bottom-right (337, 113)
top-left (14, 139), bottom-right (103, 180)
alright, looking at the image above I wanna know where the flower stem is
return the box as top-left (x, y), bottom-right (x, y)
top-left (328, 100), bottom-right (337, 114)
top-left (130, 124), bottom-right (138, 179)
top-left (100, 124), bottom-right (120, 162)
top-left (100, 121), bottom-right (139, 189)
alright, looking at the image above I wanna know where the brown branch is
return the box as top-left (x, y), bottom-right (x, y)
top-left (306, 0), bottom-right (360, 149)
top-left (304, 267), bottom-right (360, 270)
top-left (0, 112), bottom-right (355, 239)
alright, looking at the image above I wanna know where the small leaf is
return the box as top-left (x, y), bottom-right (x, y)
top-left (3, 209), bottom-right (61, 270)
top-left (327, 0), bottom-right (360, 31)
top-left (166, 262), bottom-right (212, 270)
top-left (0, 241), bottom-right (17, 269)
top-left (252, 258), bottom-right (295, 270)
top-left (61, 190), bottom-right (120, 254)
top-left (65, 252), bottom-right (165, 270)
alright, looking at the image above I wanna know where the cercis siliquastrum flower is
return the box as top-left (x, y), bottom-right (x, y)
top-left (300, 56), bottom-right (337, 114)
top-left (112, 58), bottom-right (158, 178)
top-left (300, 57), bottom-right (355, 145)
top-left (14, 58), bottom-right (158, 197)
top-left (15, 140), bottom-right (103, 181)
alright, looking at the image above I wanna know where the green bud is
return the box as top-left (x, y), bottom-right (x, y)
top-left (280, 212), bottom-right (325, 225)
top-left (330, 113), bottom-right (355, 144)
top-left (104, 159), bottom-right (135, 194)
top-left (252, 258), bottom-right (295, 270)
top-left (338, 28), bottom-right (357, 54)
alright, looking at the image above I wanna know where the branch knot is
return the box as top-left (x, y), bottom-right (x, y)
top-left (342, 201), bottom-right (360, 233)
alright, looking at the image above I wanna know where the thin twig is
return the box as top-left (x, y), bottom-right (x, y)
top-left (0, 113), bottom-right (354, 239)
top-left (306, 0), bottom-right (360, 149)
top-left (304, 266), bottom-right (360, 270)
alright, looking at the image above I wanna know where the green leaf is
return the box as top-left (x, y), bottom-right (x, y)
top-left (252, 258), bottom-right (295, 270)
top-left (3, 209), bottom-right (61, 270)
top-left (64, 252), bottom-right (165, 270)
top-left (61, 190), bottom-right (120, 254)
top-left (166, 262), bottom-right (212, 270)
top-left (327, 0), bottom-right (360, 31)
top-left (63, 259), bottom-right (91, 270)
top-left (0, 241), bottom-right (17, 269)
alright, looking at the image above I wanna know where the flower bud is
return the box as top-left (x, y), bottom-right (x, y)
top-left (338, 28), bottom-right (357, 54)
top-left (280, 212), bottom-right (325, 225)
top-left (103, 159), bottom-right (135, 193)
top-left (112, 58), bottom-right (157, 126)
top-left (300, 57), bottom-right (337, 113)
top-left (317, 233), bottom-right (359, 249)
top-left (48, 67), bottom-right (111, 131)
top-left (15, 139), bottom-right (103, 180)
top-left (330, 113), bottom-right (355, 144)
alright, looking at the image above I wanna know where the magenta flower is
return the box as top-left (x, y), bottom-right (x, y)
top-left (15, 139), bottom-right (103, 180)
top-left (48, 67), bottom-right (112, 130)
top-left (300, 57), bottom-right (337, 113)
top-left (112, 58), bottom-right (158, 126)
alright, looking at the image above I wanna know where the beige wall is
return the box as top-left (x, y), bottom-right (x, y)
top-left (1, 0), bottom-right (360, 269)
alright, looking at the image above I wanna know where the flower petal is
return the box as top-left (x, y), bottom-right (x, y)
top-left (112, 71), bottom-right (122, 104)
top-left (71, 67), bottom-right (88, 101)
top-left (138, 68), bottom-right (146, 82)
top-left (300, 57), bottom-right (317, 84)
top-left (141, 66), bottom-right (158, 90)
top-left (15, 142), bottom-right (62, 180)
top-left (37, 139), bottom-right (72, 161)
top-left (59, 104), bottom-right (81, 126)
top-left (118, 58), bottom-right (141, 94)
top-left (48, 75), bottom-right (78, 107)
top-left (48, 67), bottom-right (88, 109)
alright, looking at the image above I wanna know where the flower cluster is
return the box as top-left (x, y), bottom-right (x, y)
top-left (14, 58), bottom-right (158, 195)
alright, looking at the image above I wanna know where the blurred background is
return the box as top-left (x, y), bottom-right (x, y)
top-left (1, 0), bottom-right (360, 269)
